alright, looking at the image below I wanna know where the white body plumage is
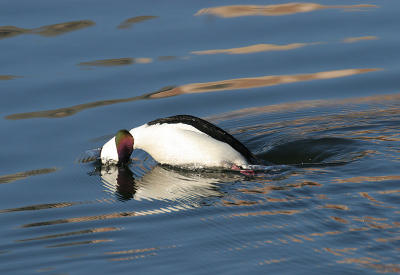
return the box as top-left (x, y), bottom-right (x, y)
top-left (101, 122), bottom-right (250, 169)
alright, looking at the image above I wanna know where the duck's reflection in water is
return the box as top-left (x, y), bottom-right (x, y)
top-left (99, 164), bottom-right (227, 203)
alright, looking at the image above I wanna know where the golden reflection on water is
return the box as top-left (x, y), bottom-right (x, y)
top-left (151, 68), bottom-right (380, 96)
top-left (5, 68), bottom-right (379, 120)
top-left (0, 167), bottom-right (57, 184)
top-left (258, 258), bottom-right (287, 266)
top-left (4, 86), bottom-right (173, 120)
top-left (0, 75), bottom-right (20, 80)
top-left (359, 192), bottom-right (385, 205)
top-left (375, 235), bottom-right (400, 243)
top-left (191, 43), bottom-right (309, 55)
top-left (0, 20), bottom-right (95, 39)
top-left (378, 189), bottom-right (400, 194)
top-left (335, 175), bottom-right (400, 184)
top-left (343, 36), bottom-right (378, 43)
top-left (195, 3), bottom-right (377, 18)
top-left (337, 258), bottom-right (400, 273)
top-left (323, 204), bottom-right (349, 211)
top-left (117, 16), bottom-right (158, 29)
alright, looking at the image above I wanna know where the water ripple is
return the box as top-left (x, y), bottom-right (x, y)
top-left (4, 68), bottom-right (380, 120)
top-left (117, 16), bottom-right (158, 29)
top-left (191, 43), bottom-right (310, 55)
top-left (0, 168), bottom-right (58, 185)
top-left (0, 20), bottom-right (95, 40)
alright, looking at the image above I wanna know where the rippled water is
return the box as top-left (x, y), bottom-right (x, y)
top-left (1, 0), bottom-right (399, 274)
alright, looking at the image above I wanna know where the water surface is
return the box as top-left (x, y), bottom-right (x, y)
top-left (1, 0), bottom-right (399, 274)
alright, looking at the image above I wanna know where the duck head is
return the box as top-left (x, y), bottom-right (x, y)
top-left (115, 129), bottom-right (134, 164)
top-left (100, 129), bottom-right (134, 165)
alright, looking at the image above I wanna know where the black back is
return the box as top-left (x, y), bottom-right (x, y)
top-left (148, 115), bottom-right (257, 164)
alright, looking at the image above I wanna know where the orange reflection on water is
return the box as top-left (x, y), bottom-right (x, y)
top-left (330, 216), bottom-right (349, 224)
top-left (353, 216), bottom-right (388, 222)
top-left (338, 257), bottom-right (379, 264)
top-left (0, 75), bottom-right (20, 80)
top-left (258, 258), bottom-right (287, 266)
top-left (336, 257), bottom-right (400, 273)
top-left (192, 43), bottom-right (308, 55)
top-left (4, 86), bottom-right (173, 120)
top-left (335, 175), bottom-right (400, 184)
top-left (343, 36), bottom-right (378, 43)
top-left (310, 231), bottom-right (341, 237)
top-left (195, 3), bottom-right (377, 18)
top-left (0, 20), bottom-right (95, 40)
top-left (378, 189), bottom-right (400, 194)
top-left (375, 235), bottom-right (400, 243)
top-left (222, 198), bottom-right (260, 207)
top-left (324, 247), bottom-right (357, 256)
top-left (359, 192), bottom-right (384, 204)
top-left (5, 68), bottom-right (380, 120)
top-left (323, 204), bottom-right (349, 210)
top-left (237, 185), bottom-right (274, 194)
top-left (0, 167), bottom-right (57, 184)
top-left (151, 68), bottom-right (379, 96)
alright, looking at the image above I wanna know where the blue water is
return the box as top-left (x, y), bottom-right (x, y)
top-left (1, 0), bottom-right (399, 274)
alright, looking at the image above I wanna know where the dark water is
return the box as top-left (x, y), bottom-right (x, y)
top-left (1, 0), bottom-right (399, 274)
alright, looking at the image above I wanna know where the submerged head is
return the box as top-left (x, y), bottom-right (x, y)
top-left (115, 129), bottom-right (134, 164)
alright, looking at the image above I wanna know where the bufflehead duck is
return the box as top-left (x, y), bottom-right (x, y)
top-left (100, 115), bottom-right (257, 169)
